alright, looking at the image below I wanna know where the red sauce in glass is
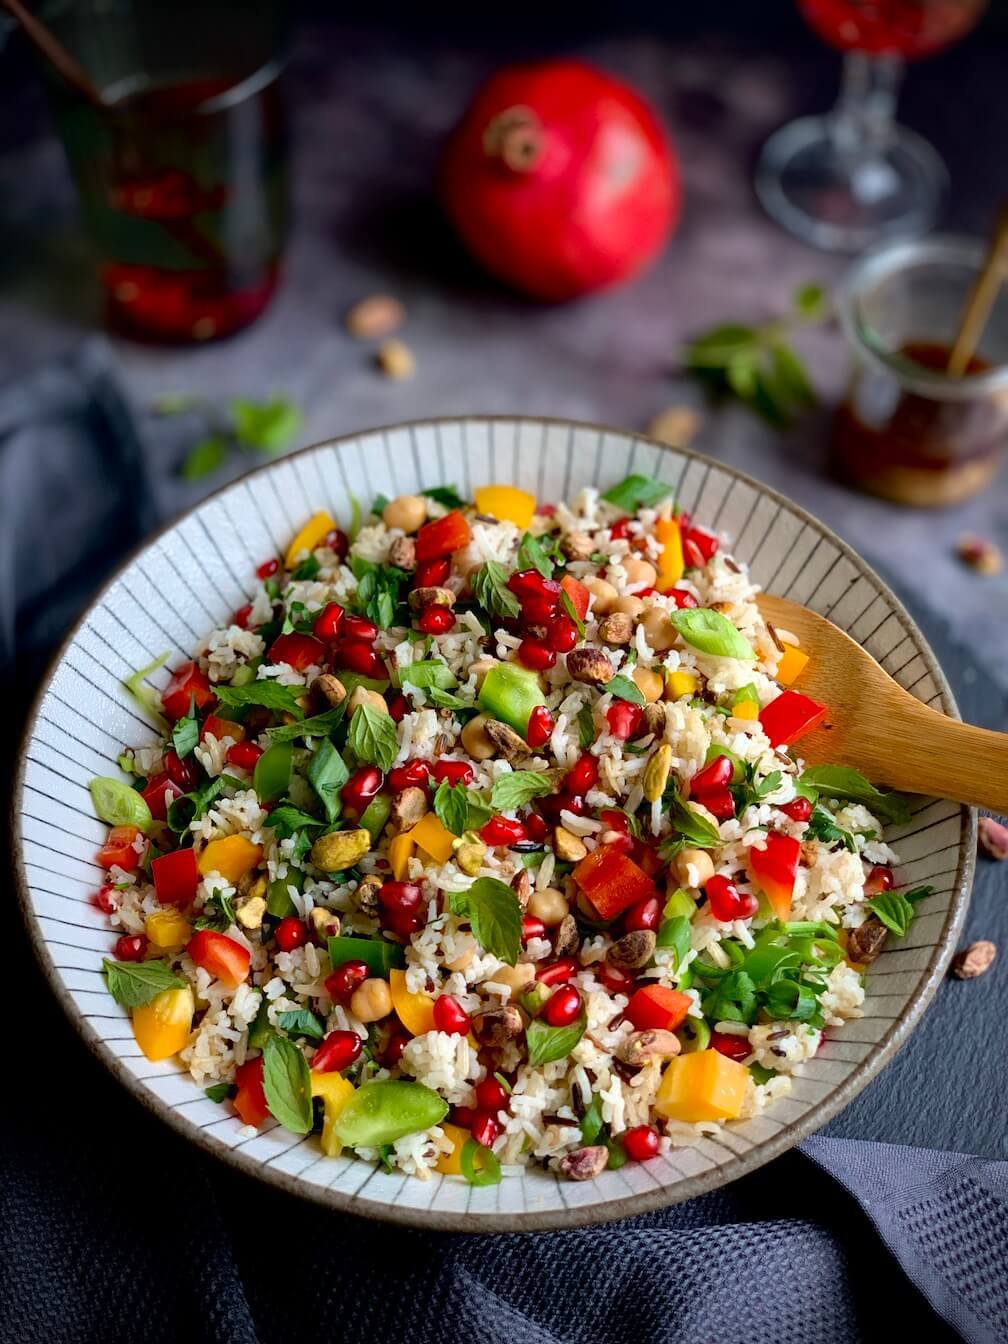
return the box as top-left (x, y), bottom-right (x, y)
top-left (799, 0), bottom-right (985, 59)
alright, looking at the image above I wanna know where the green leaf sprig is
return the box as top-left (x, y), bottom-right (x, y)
top-left (161, 395), bottom-right (303, 482)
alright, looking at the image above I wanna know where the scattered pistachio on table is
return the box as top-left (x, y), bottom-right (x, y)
top-left (957, 534), bottom-right (1003, 575)
top-left (344, 293), bottom-right (406, 340)
top-left (376, 339), bottom-right (416, 380)
top-left (978, 815), bottom-right (1008, 860)
top-left (950, 940), bottom-right (997, 980)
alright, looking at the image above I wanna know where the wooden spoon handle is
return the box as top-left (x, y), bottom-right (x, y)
top-left (885, 700), bottom-right (1008, 813)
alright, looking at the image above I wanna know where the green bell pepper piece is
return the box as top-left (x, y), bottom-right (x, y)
top-left (477, 662), bottom-right (546, 736)
top-left (327, 935), bottom-right (404, 977)
top-left (253, 741), bottom-right (292, 803)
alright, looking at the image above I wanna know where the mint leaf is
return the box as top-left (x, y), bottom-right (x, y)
top-left (102, 958), bottom-right (186, 1009)
top-left (215, 681), bottom-right (306, 717)
top-left (422, 484), bottom-right (465, 510)
top-left (606, 674), bottom-right (646, 706)
top-left (453, 877), bottom-right (521, 966)
top-left (798, 765), bottom-right (911, 826)
top-left (205, 1083), bottom-right (232, 1103)
top-left (659, 793), bottom-right (721, 856)
top-left (433, 778), bottom-right (469, 837)
top-left (490, 771), bottom-right (552, 811)
top-left (868, 884), bottom-right (933, 938)
top-left (276, 1008), bottom-right (325, 1040)
top-left (577, 705), bottom-right (596, 749)
top-left (350, 556), bottom-right (409, 628)
top-left (307, 738), bottom-right (349, 824)
top-left (471, 561), bottom-right (521, 620)
top-left (348, 703), bottom-right (399, 772)
top-left (171, 704), bottom-right (199, 758)
top-left (602, 474), bottom-right (672, 512)
top-left (400, 659), bottom-right (457, 691)
top-left (265, 705), bottom-right (346, 743)
top-left (181, 435), bottom-right (227, 482)
top-left (231, 398), bottom-right (302, 455)
top-left (516, 531), bottom-right (555, 579)
top-left (262, 1034), bottom-right (313, 1134)
top-left (526, 1011), bottom-right (587, 1067)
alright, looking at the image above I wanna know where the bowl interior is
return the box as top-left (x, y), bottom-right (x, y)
top-left (15, 417), bottom-right (973, 1231)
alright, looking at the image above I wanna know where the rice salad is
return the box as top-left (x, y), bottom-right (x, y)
top-left (89, 475), bottom-right (930, 1185)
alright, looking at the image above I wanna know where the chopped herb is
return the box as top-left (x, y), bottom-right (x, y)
top-left (193, 889), bottom-right (237, 932)
top-left (266, 805), bottom-right (327, 839)
top-left (559, 589), bottom-right (586, 637)
top-left (422, 484), bottom-right (466, 510)
top-left (205, 1083), bottom-right (233, 1104)
top-left (602, 474), bottom-right (673, 512)
top-left (123, 652), bottom-right (171, 733)
top-left (659, 792), bottom-right (721, 857)
top-left (471, 561), bottom-right (521, 620)
top-left (806, 805), bottom-right (858, 853)
top-left (171, 704), bottom-right (199, 758)
top-left (516, 531), bottom-right (557, 579)
top-left (350, 556), bottom-right (409, 629)
top-left (266, 705), bottom-right (346, 744)
top-left (797, 765), bottom-right (911, 826)
top-left (291, 554), bottom-right (321, 581)
top-left (372, 493), bottom-right (390, 517)
top-left (347, 703), bottom-right (399, 772)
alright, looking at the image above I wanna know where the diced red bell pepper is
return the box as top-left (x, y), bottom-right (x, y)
top-left (233, 1057), bottom-right (268, 1127)
top-left (201, 714), bottom-right (246, 745)
top-left (759, 690), bottom-right (829, 748)
top-left (162, 661), bottom-right (215, 722)
top-left (572, 845), bottom-right (657, 920)
top-left (748, 832), bottom-right (801, 921)
top-left (96, 825), bottom-right (145, 871)
top-left (140, 772), bottom-right (183, 822)
top-left (625, 985), bottom-right (693, 1032)
top-left (152, 847), bottom-right (200, 907)
top-left (267, 632), bottom-right (326, 671)
top-left (187, 929), bottom-right (251, 988)
top-left (560, 574), bottom-right (590, 622)
top-left (415, 509), bottom-right (472, 562)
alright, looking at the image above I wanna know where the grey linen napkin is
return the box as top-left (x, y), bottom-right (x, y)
top-left (2, 344), bottom-right (1003, 1344)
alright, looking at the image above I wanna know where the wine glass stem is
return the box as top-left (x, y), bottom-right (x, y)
top-left (830, 50), bottom-right (905, 161)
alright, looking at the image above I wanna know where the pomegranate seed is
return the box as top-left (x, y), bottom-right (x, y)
top-left (431, 759), bottom-right (473, 787)
top-left (599, 808), bottom-right (630, 834)
top-left (526, 704), bottom-right (554, 748)
top-left (564, 754), bottom-right (598, 795)
top-left (543, 984), bottom-right (582, 1027)
top-left (379, 881), bottom-right (424, 915)
top-left (609, 518), bottom-right (633, 540)
top-left (606, 701), bottom-right (643, 740)
top-left (335, 640), bottom-right (386, 678)
top-left (114, 934), bottom-right (147, 962)
top-left (507, 569), bottom-right (548, 600)
top-left (312, 1029), bottom-right (362, 1073)
top-left (690, 755), bottom-right (733, 796)
top-left (683, 539), bottom-right (706, 568)
top-left (539, 504), bottom-right (556, 517)
top-left (341, 765), bottom-right (384, 818)
top-left (668, 588), bottom-right (699, 609)
top-left (536, 957), bottom-right (579, 986)
top-left (414, 557), bottom-right (450, 588)
top-left (684, 526), bottom-right (719, 561)
top-left (470, 1112), bottom-right (500, 1147)
top-left (781, 796), bottom-right (813, 822)
top-left (603, 830), bottom-right (635, 855)
top-left (518, 639), bottom-right (556, 672)
top-left (637, 586), bottom-right (657, 597)
top-left (433, 994), bottom-right (470, 1036)
top-left (387, 692), bottom-right (409, 723)
top-left (325, 959), bottom-right (369, 1004)
top-left (313, 601), bottom-right (345, 641)
top-left (622, 1124), bottom-right (660, 1161)
top-left (382, 1028), bottom-right (410, 1067)
top-left (711, 1030), bottom-right (751, 1062)
top-left (480, 816), bottom-right (527, 846)
top-left (865, 865), bottom-right (895, 894)
top-left (257, 557), bottom-right (279, 579)
top-left (233, 603), bottom-right (253, 629)
top-left (522, 915), bottom-right (546, 943)
top-left (275, 917), bottom-right (308, 951)
top-left (342, 614), bottom-right (378, 644)
top-left (521, 594), bottom-right (561, 626)
top-left (323, 528), bottom-right (349, 560)
top-left (388, 909), bottom-right (423, 940)
top-left (389, 760), bottom-right (432, 793)
top-left (227, 741), bottom-right (264, 771)
top-left (623, 896), bottom-right (662, 933)
top-left (95, 884), bottom-right (119, 915)
top-left (698, 787), bottom-right (735, 821)
top-left (597, 961), bottom-right (635, 993)
top-left (706, 875), bottom-right (757, 922)
top-left (164, 750), bottom-right (201, 792)
top-left (536, 790), bottom-right (584, 823)
top-left (417, 605), bottom-right (455, 635)
top-left (451, 1105), bottom-right (476, 1128)
top-left (546, 616), bottom-right (578, 654)
top-left (475, 1076), bottom-right (510, 1112)
top-left (524, 812), bottom-right (549, 842)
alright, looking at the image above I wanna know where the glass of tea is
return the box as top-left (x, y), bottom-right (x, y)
top-left (40, 0), bottom-right (288, 343)
top-left (756, 1), bottom-right (986, 252)
top-left (833, 234), bottom-right (1008, 506)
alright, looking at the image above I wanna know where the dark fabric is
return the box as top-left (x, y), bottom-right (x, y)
top-left (3, 347), bottom-right (1004, 1344)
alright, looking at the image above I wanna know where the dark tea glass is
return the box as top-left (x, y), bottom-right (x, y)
top-left (42, 0), bottom-right (288, 343)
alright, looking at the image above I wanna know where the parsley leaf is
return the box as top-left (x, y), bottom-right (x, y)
top-left (602, 474), bottom-right (673, 512)
top-left (490, 771), bottom-right (553, 811)
top-left (423, 484), bottom-right (466, 510)
top-left (471, 561), bottom-right (521, 620)
top-left (102, 958), bottom-right (186, 1008)
top-left (350, 557), bottom-right (409, 629)
top-left (806, 805), bottom-right (858, 853)
top-left (433, 779), bottom-right (470, 837)
top-left (348, 703), bottom-right (399, 772)
top-left (450, 877), bottom-right (521, 965)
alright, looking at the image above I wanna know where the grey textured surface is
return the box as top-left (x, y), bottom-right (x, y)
top-left (1, 23), bottom-right (1007, 1157)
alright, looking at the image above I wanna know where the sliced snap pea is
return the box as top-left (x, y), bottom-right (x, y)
top-left (678, 1017), bottom-right (711, 1053)
top-left (89, 777), bottom-right (152, 833)
top-left (332, 1079), bottom-right (448, 1148)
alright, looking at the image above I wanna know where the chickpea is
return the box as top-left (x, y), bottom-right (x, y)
top-left (640, 606), bottom-right (676, 652)
top-left (622, 556), bottom-right (658, 588)
top-left (447, 942), bottom-right (476, 973)
top-left (672, 848), bottom-right (715, 890)
top-left (583, 575), bottom-right (619, 616)
top-left (382, 494), bottom-right (427, 534)
top-left (487, 962), bottom-right (536, 994)
top-left (461, 712), bottom-right (496, 761)
top-left (349, 977), bottom-right (393, 1023)
top-left (612, 594), bottom-right (645, 619)
top-left (528, 887), bottom-right (570, 926)
top-left (632, 666), bottom-right (664, 703)
top-left (348, 685), bottom-right (388, 715)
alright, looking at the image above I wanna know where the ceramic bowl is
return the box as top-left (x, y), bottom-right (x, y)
top-left (14, 417), bottom-right (973, 1231)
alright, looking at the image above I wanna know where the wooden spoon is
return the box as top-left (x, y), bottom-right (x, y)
top-left (757, 593), bottom-right (1008, 813)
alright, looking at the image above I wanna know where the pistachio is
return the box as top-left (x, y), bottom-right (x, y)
top-left (957, 533), bottom-right (1003, 576)
top-left (472, 1005), bottom-right (523, 1046)
top-left (314, 674), bottom-right (348, 708)
top-left (345, 293), bottom-right (405, 340)
top-left (846, 916), bottom-right (888, 965)
top-left (237, 871), bottom-right (267, 901)
top-left (950, 939), bottom-right (997, 979)
top-left (559, 1146), bottom-right (609, 1181)
top-left (553, 913), bottom-right (580, 958)
top-left (309, 906), bottom-right (341, 941)
top-left (597, 612), bottom-right (634, 646)
top-left (642, 743), bottom-right (673, 802)
top-left (483, 718), bottom-right (529, 762)
top-left (375, 338), bottom-right (415, 380)
top-left (348, 686), bottom-right (388, 716)
top-left (511, 868), bottom-right (532, 910)
top-left (554, 825), bottom-right (588, 863)
top-left (235, 895), bottom-right (267, 930)
top-left (486, 961), bottom-right (536, 995)
top-left (390, 786), bottom-right (427, 831)
top-left (353, 874), bottom-right (382, 917)
top-left (617, 1029), bottom-right (682, 1066)
top-left (388, 535), bottom-right (417, 570)
top-left (978, 815), bottom-right (1008, 860)
top-left (642, 702), bottom-right (667, 738)
top-left (561, 531), bottom-right (595, 561)
top-left (311, 828), bottom-right (372, 872)
top-left (408, 586), bottom-right (456, 612)
top-left (454, 834), bottom-right (486, 876)
top-left (647, 405), bottom-right (699, 447)
top-left (608, 929), bottom-right (657, 971)
top-left (566, 648), bottom-right (615, 687)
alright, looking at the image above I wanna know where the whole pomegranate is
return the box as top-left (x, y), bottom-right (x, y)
top-left (440, 60), bottom-right (680, 302)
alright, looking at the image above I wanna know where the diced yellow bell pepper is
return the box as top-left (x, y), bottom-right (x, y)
top-left (655, 1049), bottom-right (748, 1123)
top-left (389, 967), bottom-right (436, 1036)
top-left (133, 985), bottom-right (195, 1062)
top-left (387, 830), bottom-right (416, 881)
top-left (435, 1122), bottom-right (472, 1176)
top-left (198, 835), bottom-right (263, 884)
top-left (311, 1070), bottom-right (354, 1157)
top-left (732, 699), bottom-right (759, 721)
top-left (410, 811), bottom-right (456, 866)
top-left (145, 908), bottom-right (192, 949)
top-left (667, 669), bottom-right (699, 700)
top-left (776, 645), bottom-right (809, 686)
top-left (474, 485), bottom-right (536, 529)
top-left (655, 516), bottom-right (685, 590)
top-left (285, 511), bottom-right (336, 570)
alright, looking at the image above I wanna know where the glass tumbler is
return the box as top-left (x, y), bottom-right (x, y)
top-left (41, 0), bottom-right (288, 343)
